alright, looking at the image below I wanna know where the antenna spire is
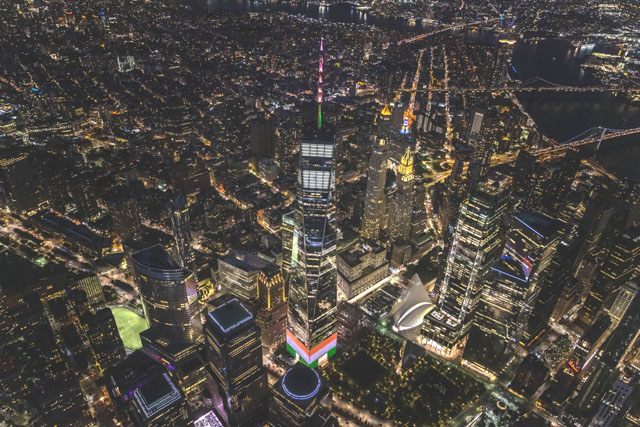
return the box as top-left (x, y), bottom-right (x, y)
top-left (317, 35), bottom-right (324, 129)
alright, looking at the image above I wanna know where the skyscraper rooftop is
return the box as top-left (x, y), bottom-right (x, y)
top-left (207, 297), bottom-right (254, 337)
top-left (280, 363), bottom-right (322, 404)
top-left (132, 244), bottom-right (183, 272)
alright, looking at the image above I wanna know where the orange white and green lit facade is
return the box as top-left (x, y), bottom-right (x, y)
top-left (286, 37), bottom-right (337, 368)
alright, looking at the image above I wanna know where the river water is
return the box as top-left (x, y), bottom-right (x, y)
top-left (191, 0), bottom-right (640, 181)
top-left (509, 39), bottom-right (640, 180)
top-left (191, 0), bottom-right (432, 30)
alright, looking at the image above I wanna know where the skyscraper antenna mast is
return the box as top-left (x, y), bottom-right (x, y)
top-left (317, 35), bottom-right (324, 130)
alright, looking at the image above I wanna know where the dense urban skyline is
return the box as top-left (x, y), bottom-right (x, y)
top-left (1, 0), bottom-right (640, 426)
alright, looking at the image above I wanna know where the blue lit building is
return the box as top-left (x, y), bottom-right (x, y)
top-left (269, 363), bottom-right (335, 427)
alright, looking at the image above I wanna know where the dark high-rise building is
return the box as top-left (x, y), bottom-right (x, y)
top-left (43, 157), bottom-right (72, 212)
top-left (169, 193), bottom-right (195, 270)
top-left (424, 173), bottom-right (510, 355)
top-left (573, 190), bottom-right (616, 277)
top-left (477, 211), bottom-right (560, 343)
top-left (577, 228), bottom-right (640, 328)
top-left (164, 96), bottom-right (194, 142)
top-left (336, 302), bottom-right (371, 350)
top-left (250, 116), bottom-right (276, 161)
top-left (106, 186), bottom-right (143, 240)
top-left (410, 180), bottom-right (427, 239)
top-left (105, 351), bottom-right (191, 427)
top-left (573, 305), bottom-right (640, 418)
top-left (511, 149), bottom-right (539, 210)
top-left (205, 295), bottom-right (268, 426)
top-left (132, 245), bottom-right (202, 364)
top-left (81, 308), bottom-right (126, 371)
top-left (70, 171), bottom-right (99, 220)
top-left (275, 124), bottom-right (300, 176)
top-left (551, 276), bottom-right (579, 322)
top-left (522, 240), bottom-right (577, 347)
top-left (287, 122), bottom-right (338, 368)
top-left (441, 157), bottom-right (468, 240)
top-left (545, 150), bottom-right (581, 211)
top-left (255, 265), bottom-right (288, 352)
top-left (0, 148), bottom-right (48, 214)
top-left (361, 136), bottom-right (389, 241)
top-left (509, 354), bottom-right (549, 398)
top-left (269, 363), bottom-right (335, 427)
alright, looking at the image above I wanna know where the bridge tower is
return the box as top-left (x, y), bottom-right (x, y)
top-left (596, 128), bottom-right (606, 151)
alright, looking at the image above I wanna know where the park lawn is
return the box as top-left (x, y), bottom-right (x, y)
top-left (111, 307), bottom-right (147, 350)
top-left (323, 331), bottom-right (485, 425)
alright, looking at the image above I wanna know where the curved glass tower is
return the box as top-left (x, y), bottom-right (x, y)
top-left (132, 244), bottom-right (202, 345)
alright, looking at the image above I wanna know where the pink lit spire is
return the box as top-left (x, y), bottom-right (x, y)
top-left (317, 35), bottom-right (324, 129)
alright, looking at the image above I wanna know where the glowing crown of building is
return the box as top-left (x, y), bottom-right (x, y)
top-left (400, 111), bottom-right (410, 134)
top-left (398, 147), bottom-right (414, 180)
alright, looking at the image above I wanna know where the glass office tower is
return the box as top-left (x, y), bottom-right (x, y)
top-left (132, 244), bottom-right (202, 345)
top-left (477, 211), bottom-right (560, 342)
top-left (430, 173), bottom-right (510, 351)
top-left (286, 126), bottom-right (338, 368)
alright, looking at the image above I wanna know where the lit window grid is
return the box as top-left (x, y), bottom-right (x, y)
top-left (301, 142), bottom-right (333, 158)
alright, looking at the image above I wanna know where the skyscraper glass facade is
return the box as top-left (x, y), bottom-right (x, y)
top-left (287, 128), bottom-right (338, 368)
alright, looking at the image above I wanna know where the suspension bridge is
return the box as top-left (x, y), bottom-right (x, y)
top-left (397, 76), bottom-right (640, 94)
top-left (489, 126), bottom-right (640, 169)
top-left (533, 126), bottom-right (640, 156)
top-left (383, 19), bottom-right (499, 50)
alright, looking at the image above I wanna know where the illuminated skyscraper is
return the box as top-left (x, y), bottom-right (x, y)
top-left (287, 37), bottom-right (337, 368)
top-left (425, 173), bottom-right (510, 353)
top-left (287, 127), bottom-right (337, 367)
top-left (217, 250), bottom-right (270, 302)
top-left (361, 134), bottom-right (389, 241)
top-left (169, 193), bottom-right (195, 271)
top-left (205, 295), bottom-right (268, 426)
top-left (281, 210), bottom-right (295, 281)
top-left (476, 211), bottom-right (560, 343)
top-left (256, 265), bottom-right (288, 352)
top-left (132, 245), bottom-right (202, 366)
top-left (390, 145), bottom-right (415, 243)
